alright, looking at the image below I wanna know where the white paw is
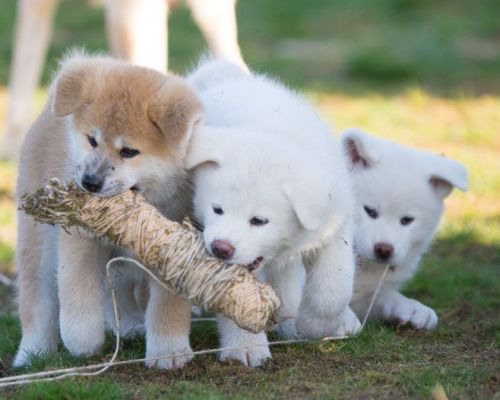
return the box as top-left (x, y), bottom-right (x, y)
top-left (220, 342), bottom-right (271, 367)
top-left (13, 351), bottom-right (31, 368)
top-left (145, 334), bottom-right (193, 370)
top-left (333, 307), bottom-right (362, 336)
top-left (382, 297), bottom-right (438, 330)
top-left (219, 330), bottom-right (270, 367)
top-left (61, 318), bottom-right (104, 356)
top-left (274, 318), bottom-right (300, 339)
top-left (13, 335), bottom-right (56, 367)
top-left (296, 307), bottom-right (361, 339)
top-left (217, 316), bottom-right (271, 367)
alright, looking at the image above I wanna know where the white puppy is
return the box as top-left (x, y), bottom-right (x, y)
top-left (342, 129), bottom-right (469, 330)
top-left (185, 60), bottom-right (360, 366)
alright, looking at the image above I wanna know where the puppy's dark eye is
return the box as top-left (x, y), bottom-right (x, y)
top-left (400, 216), bottom-right (414, 226)
top-left (213, 206), bottom-right (224, 215)
top-left (120, 147), bottom-right (140, 158)
top-left (88, 135), bottom-right (98, 148)
top-left (250, 216), bottom-right (269, 226)
top-left (364, 205), bottom-right (378, 219)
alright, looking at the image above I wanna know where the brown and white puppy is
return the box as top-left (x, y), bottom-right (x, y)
top-left (14, 52), bottom-right (203, 369)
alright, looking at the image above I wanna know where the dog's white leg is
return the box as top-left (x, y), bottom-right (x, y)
top-left (296, 227), bottom-right (361, 339)
top-left (14, 218), bottom-right (59, 367)
top-left (58, 232), bottom-right (108, 356)
top-left (144, 280), bottom-right (193, 370)
top-left (104, 0), bottom-right (168, 71)
top-left (188, 0), bottom-right (247, 70)
top-left (1, 0), bottom-right (59, 160)
top-left (217, 314), bottom-right (270, 367)
top-left (267, 258), bottom-right (305, 339)
top-left (375, 288), bottom-right (438, 330)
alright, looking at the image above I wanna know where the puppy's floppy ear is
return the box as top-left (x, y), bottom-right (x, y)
top-left (341, 128), bottom-right (379, 169)
top-left (185, 126), bottom-right (226, 169)
top-left (429, 155), bottom-right (469, 198)
top-left (51, 58), bottom-right (103, 117)
top-left (283, 165), bottom-right (333, 231)
top-left (148, 77), bottom-right (204, 146)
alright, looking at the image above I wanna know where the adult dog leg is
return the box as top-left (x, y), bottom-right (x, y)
top-left (104, 0), bottom-right (168, 71)
top-left (188, 0), bottom-right (247, 69)
top-left (1, 0), bottom-right (59, 160)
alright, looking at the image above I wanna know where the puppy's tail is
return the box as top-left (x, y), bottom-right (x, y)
top-left (188, 55), bottom-right (250, 91)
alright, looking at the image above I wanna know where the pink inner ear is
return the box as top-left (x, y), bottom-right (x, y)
top-left (430, 176), bottom-right (447, 188)
top-left (346, 138), bottom-right (368, 167)
top-left (429, 176), bottom-right (453, 198)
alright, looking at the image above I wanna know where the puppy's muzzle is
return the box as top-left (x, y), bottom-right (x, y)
top-left (374, 242), bottom-right (394, 262)
top-left (81, 173), bottom-right (104, 193)
top-left (211, 240), bottom-right (235, 260)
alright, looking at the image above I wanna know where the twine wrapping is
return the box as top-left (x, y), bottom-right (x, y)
top-left (19, 179), bottom-right (280, 333)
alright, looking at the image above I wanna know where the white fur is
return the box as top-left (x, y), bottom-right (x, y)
top-left (267, 258), bottom-right (305, 339)
top-left (186, 60), bottom-right (360, 365)
top-left (343, 129), bottom-right (469, 330)
top-left (218, 315), bottom-right (271, 367)
top-left (145, 333), bottom-right (193, 370)
top-left (13, 225), bottom-right (59, 367)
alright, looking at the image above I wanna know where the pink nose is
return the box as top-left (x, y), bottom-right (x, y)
top-left (211, 240), bottom-right (235, 260)
top-left (374, 243), bottom-right (394, 261)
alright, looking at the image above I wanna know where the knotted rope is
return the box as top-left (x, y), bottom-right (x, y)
top-left (19, 179), bottom-right (280, 334)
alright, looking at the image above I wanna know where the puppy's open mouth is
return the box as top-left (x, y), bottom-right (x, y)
top-left (246, 256), bottom-right (264, 272)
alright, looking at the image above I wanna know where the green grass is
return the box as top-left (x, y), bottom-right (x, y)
top-left (0, 0), bottom-right (499, 398)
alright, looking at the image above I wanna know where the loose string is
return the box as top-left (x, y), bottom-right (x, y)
top-left (0, 259), bottom-right (390, 389)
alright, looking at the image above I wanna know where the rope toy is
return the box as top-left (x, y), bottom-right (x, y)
top-left (19, 179), bottom-right (280, 334)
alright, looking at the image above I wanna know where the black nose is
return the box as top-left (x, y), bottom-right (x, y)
top-left (374, 243), bottom-right (394, 261)
top-left (211, 240), bottom-right (235, 260)
top-left (81, 174), bottom-right (104, 193)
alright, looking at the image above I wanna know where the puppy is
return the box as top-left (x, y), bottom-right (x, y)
top-left (185, 60), bottom-right (361, 366)
top-left (14, 52), bottom-right (203, 369)
top-left (342, 129), bottom-right (469, 330)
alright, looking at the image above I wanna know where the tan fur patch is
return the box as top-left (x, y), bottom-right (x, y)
top-left (55, 58), bottom-right (203, 160)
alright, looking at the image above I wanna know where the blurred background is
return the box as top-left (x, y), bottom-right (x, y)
top-left (1, 0), bottom-right (500, 92)
top-left (0, 0), bottom-right (498, 397)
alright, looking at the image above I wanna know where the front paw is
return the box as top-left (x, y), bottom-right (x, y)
top-left (145, 334), bottom-right (193, 370)
top-left (274, 318), bottom-right (300, 339)
top-left (296, 307), bottom-right (361, 339)
top-left (61, 315), bottom-right (104, 356)
top-left (219, 332), bottom-right (271, 367)
top-left (13, 332), bottom-right (58, 367)
top-left (382, 297), bottom-right (438, 330)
